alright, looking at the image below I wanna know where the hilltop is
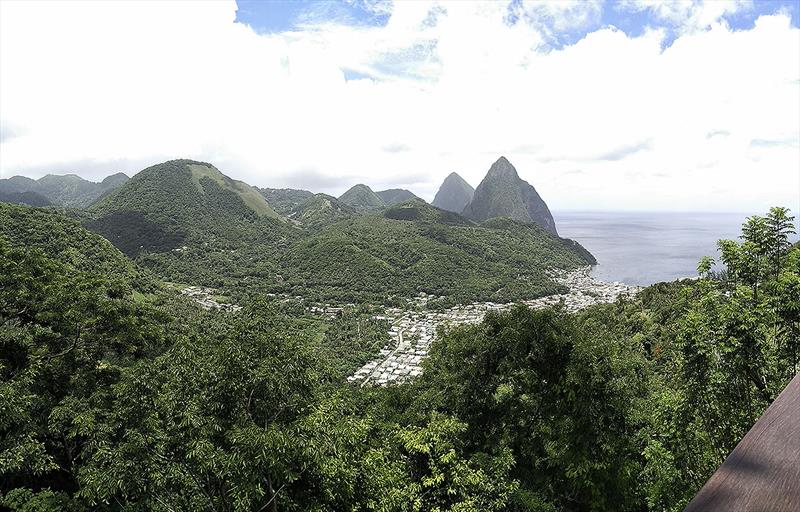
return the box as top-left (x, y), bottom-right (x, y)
top-left (0, 190), bottom-right (52, 207)
top-left (338, 184), bottom-right (386, 211)
top-left (0, 172), bottom-right (129, 208)
top-left (19, 157), bottom-right (595, 305)
top-left (259, 187), bottom-right (314, 214)
top-left (432, 172), bottom-right (474, 213)
top-left (376, 188), bottom-right (421, 206)
top-left (383, 199), bottom-right (472, 226)
top-left (462, 157), bottom-right (558, 235)
top-left (87, 160), bottom-right (290, 264)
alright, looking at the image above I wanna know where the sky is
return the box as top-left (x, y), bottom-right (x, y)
top-left (0, 0), bottom-right (798, 211)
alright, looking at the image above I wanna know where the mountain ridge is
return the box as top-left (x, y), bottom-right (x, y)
top-left (0, 172), bottom-right (130, 208)
top-left (376, 188), bottom-right (421, 206)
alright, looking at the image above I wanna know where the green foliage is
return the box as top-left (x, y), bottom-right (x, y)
top-left (376, 189), bottom-right (421, 207)
top-left (290, 193), bottom-right (357, 230)
top-left (338, 184), bottom-right (386, 211)
top-left (280, 211), bottom-right (593, 304)
top-left (0, 237), bottom-right (169, 508)
top-left (0, 173), bottom-right (128, 208)
top-left (411, 305), bottom-right (649, 511)
top-left (259, 188), bottom-right (315, 215)
top-left (0, 203), bottom-right (152, 291)
top-left (317, 308), bottom-right (390, 379)
top-left (3, 203), bottom-right (798, 511)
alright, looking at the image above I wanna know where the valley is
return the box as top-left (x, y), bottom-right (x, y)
top-left (1, 159), bottom-right (796, 512)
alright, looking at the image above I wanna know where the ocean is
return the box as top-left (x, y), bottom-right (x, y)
top-left (552, 211), bottom-right (792, 286)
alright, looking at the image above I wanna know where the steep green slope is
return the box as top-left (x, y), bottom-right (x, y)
top-left (376, 188), bottom-right (421, 206)
top-left (290, 193), bottom-right (357, 229)
top-left (84, 160), bottom-right (296, 293)
top-left (88, 159), bottom-right (283, 257)
top-left (74, 159), bottom-right (591, 305)
top-left (0, 203), bottom-right (149, 289)
top-left (280, 205), bottom-right (594, 303)
top-left (432, 172), bottom-right (474, 213)
top-left (338, 184), bottom-right (385, 211)
top-left (463, 157), bottom-right (558, 235)
top-left (187, 163), bottom-right (277, 218)
top-left (259, 187), bottom-right (315, 214)
top-left (0, 172), bottom-right (130, 208)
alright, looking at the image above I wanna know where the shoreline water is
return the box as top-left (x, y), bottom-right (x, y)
top-left (555, 211), bottom-right (757, 286)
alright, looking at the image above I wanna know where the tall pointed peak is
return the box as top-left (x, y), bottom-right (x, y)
top-left (462, 157), bottom-right (558, 235)
top-left (432, 172), bottom-right (475, 213)
top-left (486, 156), bottom-right (519, 179)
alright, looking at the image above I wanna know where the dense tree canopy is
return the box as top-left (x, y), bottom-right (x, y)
top-left (1, 205), bottom-right (797, 511)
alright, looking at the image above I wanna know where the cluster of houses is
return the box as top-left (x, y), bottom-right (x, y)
top-left (180, 286), bottom-right (242, 312)
top-left (348, 267), bottom-right (641, 386)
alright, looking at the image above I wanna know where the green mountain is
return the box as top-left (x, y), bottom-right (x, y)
top-left (338, 184), bottom-right (385, 211)
top-left (0, 190), bottom-right (52, 207)
top-left (376, 188), bottom-right (421, 206)
top-left (290, 193), bottom-right (356, 229)
top-left (279, 200), bottom-right (594, 303)
top-left (88, 159), bottom-right (283, 257)
top-left (0, 172), bottom-right (130, 208)
top-left (259, 187), bottom-right (315, 215)
top-left (68, 158), bottom-right (592, 305)
top-left (383, 199), bottom-right (472, 226)
top-left (432, 172), bottom-right (474, 213)
top-left (462, 157), bottom-right (558, 235)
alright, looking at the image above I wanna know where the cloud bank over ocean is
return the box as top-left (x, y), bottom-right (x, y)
top-left (1, 0), bottom-right (797, 210)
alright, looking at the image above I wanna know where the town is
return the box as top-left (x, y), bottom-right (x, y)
top-left (349, 267), bottom-right (641, 386)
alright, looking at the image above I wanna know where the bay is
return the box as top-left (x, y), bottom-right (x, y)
top-left (553, 211), bottom-right (777, 286)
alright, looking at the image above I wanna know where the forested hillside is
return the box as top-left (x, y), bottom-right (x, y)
top-left (338, 184), bottom-right (386, 211)
top-left (2, 193), bottom-right (796, 511)
top-left (0, 172), bottom-right (129, 208)
top-left (86, 160), bottom-right (292, 262)
top-left (279, 201), bottom-right (592, 303)
top-left (258, 187), bottom-right (315, 214)
top-left (61, 161), bottom-right (595, 304)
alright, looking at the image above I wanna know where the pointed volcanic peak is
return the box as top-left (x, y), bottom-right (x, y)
top-left (462, 157), bottom-right (558, 236)
top-left (431, 172), bottom-right (474, 213)
top-left (88, 159), bottom-right (281, 256)
top-left (375, 188), bottom-right (422, 207)
top-left (338, 184), bottom-right (385, 211)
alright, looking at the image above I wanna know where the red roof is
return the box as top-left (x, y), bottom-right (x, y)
top-left (684, 373), bottom-right (800, 511)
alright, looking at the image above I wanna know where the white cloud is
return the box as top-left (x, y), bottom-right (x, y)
top-left (0, 0), bottom-right (798, 212)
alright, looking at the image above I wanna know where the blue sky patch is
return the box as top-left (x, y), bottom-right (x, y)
top-left (235, 0), bottom-right (390, 33)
